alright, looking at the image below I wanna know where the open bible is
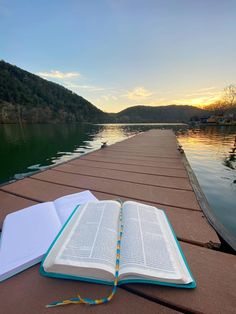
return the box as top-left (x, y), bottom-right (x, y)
top-left (41, 201), bottom-right (196, 288)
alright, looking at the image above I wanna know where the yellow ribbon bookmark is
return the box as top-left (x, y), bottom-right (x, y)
top-left (46, 208), bottom-right (123, 307)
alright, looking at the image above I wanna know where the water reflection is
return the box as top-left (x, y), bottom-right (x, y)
top-left (223, 136), bottom-right (236, 170)
top-left (178, 126), bottom-right (236, 245)
top-left (0, 124), bottom-right (103, 183)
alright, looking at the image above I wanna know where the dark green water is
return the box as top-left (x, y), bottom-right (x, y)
top-left (0, 123), bottom-right (236, 249)
top-left (0, 123), bottom-right (186, 184)
top-left (0, 123), bottom-right (103, 183)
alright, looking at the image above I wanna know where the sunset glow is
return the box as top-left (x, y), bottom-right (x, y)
top-left (1, 1), bottom-right (235, 113)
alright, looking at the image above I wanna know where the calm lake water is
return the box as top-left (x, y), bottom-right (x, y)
top-left (0, 123), bottom-right (236, 249)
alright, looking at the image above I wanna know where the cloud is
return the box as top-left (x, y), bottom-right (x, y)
top-left (172, 94), bottom-right (221, 106)
top-left (95, 94), bottom-right (119, 103)
top-left (64, 83), bottom-right (105, 92)
top-left (101, 95), bottom-right (110, 101)
top-left (196, 86), bottom-right (217, 92)
top-left (185, 87), bottom-right (221, 98)
top-left (37, 70), bottom-right (80, 79)
top-left (185, 91), bottom-right (220, 98)
top-left (126, 87), bottom-right (153, 100)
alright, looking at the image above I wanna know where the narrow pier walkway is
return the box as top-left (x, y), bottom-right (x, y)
top-left (0, 130), bottom-right (235, 313)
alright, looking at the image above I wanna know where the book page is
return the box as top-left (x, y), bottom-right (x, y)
top-left (119, 201), bottom-right (183, 281)
top-left (0, 202), bottom-right (61, 281)
top-left (54, 191), bottom-right (98, 225)
top-left (44, 201), bottom-right (120, 278)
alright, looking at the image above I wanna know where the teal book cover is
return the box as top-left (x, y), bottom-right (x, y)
top-left (40, 203), bottom-right (196, 289)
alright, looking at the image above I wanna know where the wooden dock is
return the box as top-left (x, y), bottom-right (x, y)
top-left (0, 129), bottom-right (235, 313)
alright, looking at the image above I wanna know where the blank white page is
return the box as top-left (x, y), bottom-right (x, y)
top-left (0, 202), bottom-right (61, 281)
top-left (54, 190), bottom-right (98, 225)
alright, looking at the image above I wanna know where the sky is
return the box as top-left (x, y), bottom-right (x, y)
top-left (0, 0), bottom-right (236, 113)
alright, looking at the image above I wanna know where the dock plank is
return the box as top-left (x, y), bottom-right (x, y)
top-left (0, 178), bottom-right (219, 246)
top-left (95, 150), bottom-right (183, 162)
top-left (83, 150), bottom-right (185, 167)
top-left (70, 159), bottom-right (188, 178)
top-left (0, 191), bottom-right (37, 229)
top-left (1, 177), bottom-right (80, 202)
top-left (123, 242), bottom-right (236, 314)
top-left (105, 146), bottom-right (181, 155)
top-left (81, 154), bottom-right (185, 169)
top-left (0, 265), bottom-right (180, 314)
top-left (55, 163), bottom-right (192, 190)
top-left (30, 169), bottom-right (200, 210)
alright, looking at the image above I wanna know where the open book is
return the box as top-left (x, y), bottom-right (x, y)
top-left (0, 191), bottom-right (97, 282)
top-left (41, 201), bottom-right (196, 288)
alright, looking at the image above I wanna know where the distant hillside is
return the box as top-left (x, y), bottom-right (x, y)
top-left (114, 105), bottom-right (209, 123)
top-left (0, 60), bottom-right (211, 124)
top-left (0, 60), bottom-right (106, 123)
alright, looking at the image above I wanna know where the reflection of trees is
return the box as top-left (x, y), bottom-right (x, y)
top-left (0, 124), bottom-right (103, 184)
top-left (178, 125), bottom-right (236, 172)
top-left (224, 136), bottom-right (236, 170)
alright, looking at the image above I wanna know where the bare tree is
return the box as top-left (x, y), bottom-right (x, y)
top-left (207, 100), bottom-right (225, 113)
top-left (206, 85), bottom-right (236, 114)
top-left (223, 84), bottom-right (236, 109)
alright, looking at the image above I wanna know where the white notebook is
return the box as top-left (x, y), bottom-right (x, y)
top-left (0, 191), bottom-right (97, 282)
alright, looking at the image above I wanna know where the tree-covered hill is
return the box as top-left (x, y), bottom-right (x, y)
top-left (114, 105), bottom-right (209, 123)
top-left (0, 60), bottom-right (211, 124)
top-left (0, 60), bottom-right (106, 123)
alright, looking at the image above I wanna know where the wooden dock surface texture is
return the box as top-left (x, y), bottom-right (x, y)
top-left (0, 129), bottom-right (235, 314)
